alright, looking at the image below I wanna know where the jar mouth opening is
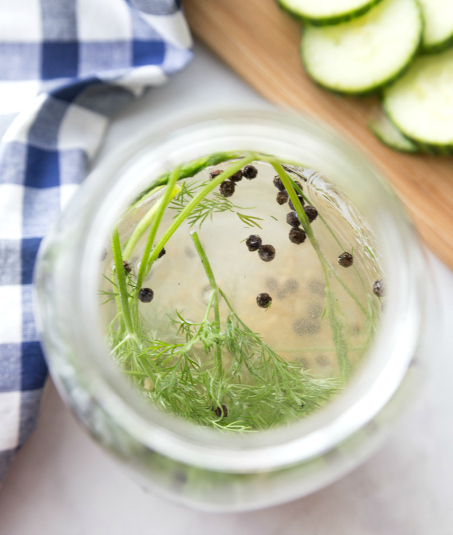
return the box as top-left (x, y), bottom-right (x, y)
top-left (36, 108), bottom-right (426, 473)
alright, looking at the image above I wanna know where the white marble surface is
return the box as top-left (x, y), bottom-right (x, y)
top-left (1, 42), bottom-right (453, 535)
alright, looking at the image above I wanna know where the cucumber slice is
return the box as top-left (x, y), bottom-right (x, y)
top-left (418, 0), bottom-right (453, 52)
top-left (369, 109), bottom-right (419, 152)
top-left (383, 48), bottom-right (453, 152)
top-left (278, 0), bottom-right (383, 25)
top-left (301, 0), bottom-right (422, 95)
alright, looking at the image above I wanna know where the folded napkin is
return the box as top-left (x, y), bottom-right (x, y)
top-left (0, 0), bottom-right (192, 483)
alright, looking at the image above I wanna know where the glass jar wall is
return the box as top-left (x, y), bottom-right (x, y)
top-left (35, 109), bottom-right (430, 511)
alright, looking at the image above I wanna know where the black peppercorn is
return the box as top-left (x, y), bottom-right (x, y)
top-left (276, 191), bottom-right (289, 205)
top-left (246, 234), bottom-right (262, 251)
top-left (293, 180), bottom-right (303, 192)
top-left (229, 170), bottom-right (243, 182)
top-left (273, 175), bottom-right (284, 191)
top-left (123, 260), bottom-right (132, 273)
top-left (338, 252), bottom-right (353, 267)
top-left (288, 195), bottom-right (305, 210)
top-left (289, 228), bottom-right (306, 244)
top-left (138, 288), bottom-right (154, 303)
top-left (152, 246), bottom-right (166, 259)
top-left (286, 211), bottom-right (300, 228)
top-left (373, 279), bottom-right (384, 297)
top-left (304, 205), bottom-right (318, 223)
top-left (258, 244), bottom-right (276, 262)
top-left (219, 180), bottom-right (235, 197)
top-left (214, 404), bottom-right (228, 418)
top-left (256, 292), bottom-right (272, 308)
top-left (210, 169), bottom-right (223, 180)
top-left (243, 164), bottom-right (258, 179)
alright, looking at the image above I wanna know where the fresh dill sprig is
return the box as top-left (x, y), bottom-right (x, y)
top-left (99, 274), bottom-right (118, 304)
top-left (100, 272), bottom-right (138, 304)
top-left (108, 230), bottom-right (339, 431)
top-left (104, 153), bottom-right (379, 432)
top-left (169, 178), bottom-right (255, 228)
top-left (237, 212), bottom-right (264, 229)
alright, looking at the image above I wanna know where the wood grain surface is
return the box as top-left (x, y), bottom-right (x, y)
top-left (185, 0), bottom-right (453, 269)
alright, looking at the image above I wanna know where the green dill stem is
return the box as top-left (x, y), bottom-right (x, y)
top-left (134, 165), bottom-right (182, 305)
top-left (268, 158), bottom-right (352, 382)
top-left (103, 275), bottom-right (127, 337)
top-left (123, 183), bottom-right (181, 260)
top-left (111, 228), bottom-right (134, 336)
top-left (139, 154), bottom-right (256, 286)
top-left (112, 286), bottom-right (125, 337)
top-left (125, 370), bottom-right (148, 377)
top-left (191, 230), bottom-right (223, 377)
top-left (198, 290), bottom-right (216, 325)
top-left (111, 335), bottom-right (133, 354)
top-left (219, 289), bottom-right (258, 339)
top-left (109, 303), bottom-right (126, 343)
top-left (333, 268), bottom-right (369, 316)
top-left (290, 181), bottom-right (369, 316)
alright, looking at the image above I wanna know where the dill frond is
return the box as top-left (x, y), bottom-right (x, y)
top-left (102, 153), bottom-right (379, 433)
top-left (169, 179), bottom-right (255, 228)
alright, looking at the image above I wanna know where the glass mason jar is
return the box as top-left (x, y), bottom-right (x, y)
top-left (34, 109), bottom-right (433, 512)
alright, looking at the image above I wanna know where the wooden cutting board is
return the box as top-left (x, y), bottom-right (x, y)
top-left (185, 0), bottom-right (453, 269)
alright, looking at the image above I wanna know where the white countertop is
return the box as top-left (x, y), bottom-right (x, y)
top-left (1, 42), bottom-right (452, 535)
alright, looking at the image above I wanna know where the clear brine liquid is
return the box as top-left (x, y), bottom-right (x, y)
top-left (100, 159), bottom-right (382, 428)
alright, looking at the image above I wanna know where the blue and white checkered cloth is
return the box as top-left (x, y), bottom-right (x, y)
top-left (0, 0), bottom-right (192, 483)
